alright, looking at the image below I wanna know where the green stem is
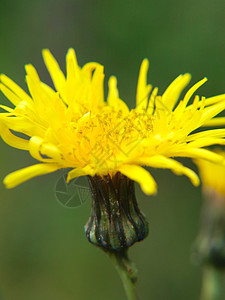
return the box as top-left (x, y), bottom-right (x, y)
top-left (106, 249), bottom-right (138, 300)
top-left (200, 265), bottom-right (223, 300)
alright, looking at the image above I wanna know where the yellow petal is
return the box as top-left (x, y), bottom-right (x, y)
top-left (136, 59), bottom-right (152, 110)
top-left (204, 94), bottom-right (225, 106)
top-left (118, 164), bottom-right (157, 195)
top-left (108, 76), bottom-right (119, 98)
top-left (136, 155), bottom-right (199, 186)
top-left (40, 82), bottom-right (56, 98)
top-left (0, 83), bottom-right (21, 106)
top-left (200, 101), bottom-right (225, 125)
top-left (25, 64), bottom-right (40, 83)
top-left (41, 143), bottom-right (64, 163)
top-left (66, 48), bottom-right (80, 82)
top-left (203, 117), bottom-right (225, 127)
top-left (81, 62), bottom-right (101, 78)
top-left (187, 128), bottom-right (225, 141)
top-left (107, 76), bottom-right (129, 114)
top-left (0, 123), bottom-right (29, 150)
top-left (91, 65), bottom-right (105, 106)
top-left (42, 49), bottom-right (66, 93)
top-left (4, 163), bottom-right (60, 188)
top-left (0, 104), bottom-right (14, 113)
top-left (182, 77), bottom-right (207, 108)
top-left (0, 114), bottom-right (34, 135)
top-left (147, 87), bottom-right (158, 114)
top-left (186, 138), bottom-right (225, 148)
top-left (162, 73), bottom-right (191, 110)
top-left (172, 148), bottom-right (225, 165)
top-left (67, 166), bottom-right (93, 182)
top-left (0, 74), bottom-right (32, 104)
top-left (29, 136), bottom-right (52, 162)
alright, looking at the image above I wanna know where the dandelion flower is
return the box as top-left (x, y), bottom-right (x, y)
top-left (1, 49), bottom-right (225, 195)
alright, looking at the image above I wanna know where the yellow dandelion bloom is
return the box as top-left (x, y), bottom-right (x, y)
top-left (1, 49), bottom-right (225, 194)
top-left (195, 150), bottom-right (225, 198)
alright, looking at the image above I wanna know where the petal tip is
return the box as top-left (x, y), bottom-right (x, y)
top-left (142, 58), bottom-right (149, 66)
top-left (42, 49), bottom-right (52, 61)
top-left (3, 175), bottom-right (14, 189)
top-left (42, 48), bottom-right (50, 55)
top-left (143, 184), bottom-right (157, 196)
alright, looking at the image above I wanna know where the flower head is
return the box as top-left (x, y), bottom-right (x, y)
top-left (1, 49), bottom-right (225, 194)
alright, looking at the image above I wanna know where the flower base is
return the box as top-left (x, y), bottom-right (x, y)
top-left (85, 172), bottom-right (149, 251)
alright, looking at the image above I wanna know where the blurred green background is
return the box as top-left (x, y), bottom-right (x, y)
top-left (0, 0), bottom-right (224, 299)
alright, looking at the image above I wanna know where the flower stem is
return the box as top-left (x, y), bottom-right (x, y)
top-left (200, 265), bottom-right (223, 300)
top-left (105, 249), bottom-right (138, 300)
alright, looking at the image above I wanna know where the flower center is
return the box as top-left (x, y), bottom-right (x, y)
top-left (66, 108), bottom-right (154, 170)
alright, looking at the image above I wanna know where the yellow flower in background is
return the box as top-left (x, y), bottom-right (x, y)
top-left (1, 48), bottom-right (225, 194)
top-left (193, 150), bottom-right (225, 272)
top-left (195, 150), bottom-right (225, 198)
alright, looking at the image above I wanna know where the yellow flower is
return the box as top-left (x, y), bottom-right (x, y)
top-left (195, 150), bottom-right (225, 198)
top-left (1, 48), bottom-right (225, 194)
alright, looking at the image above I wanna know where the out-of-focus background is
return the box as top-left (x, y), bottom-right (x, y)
top-left (0, 0), bottom-right (224, 299)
